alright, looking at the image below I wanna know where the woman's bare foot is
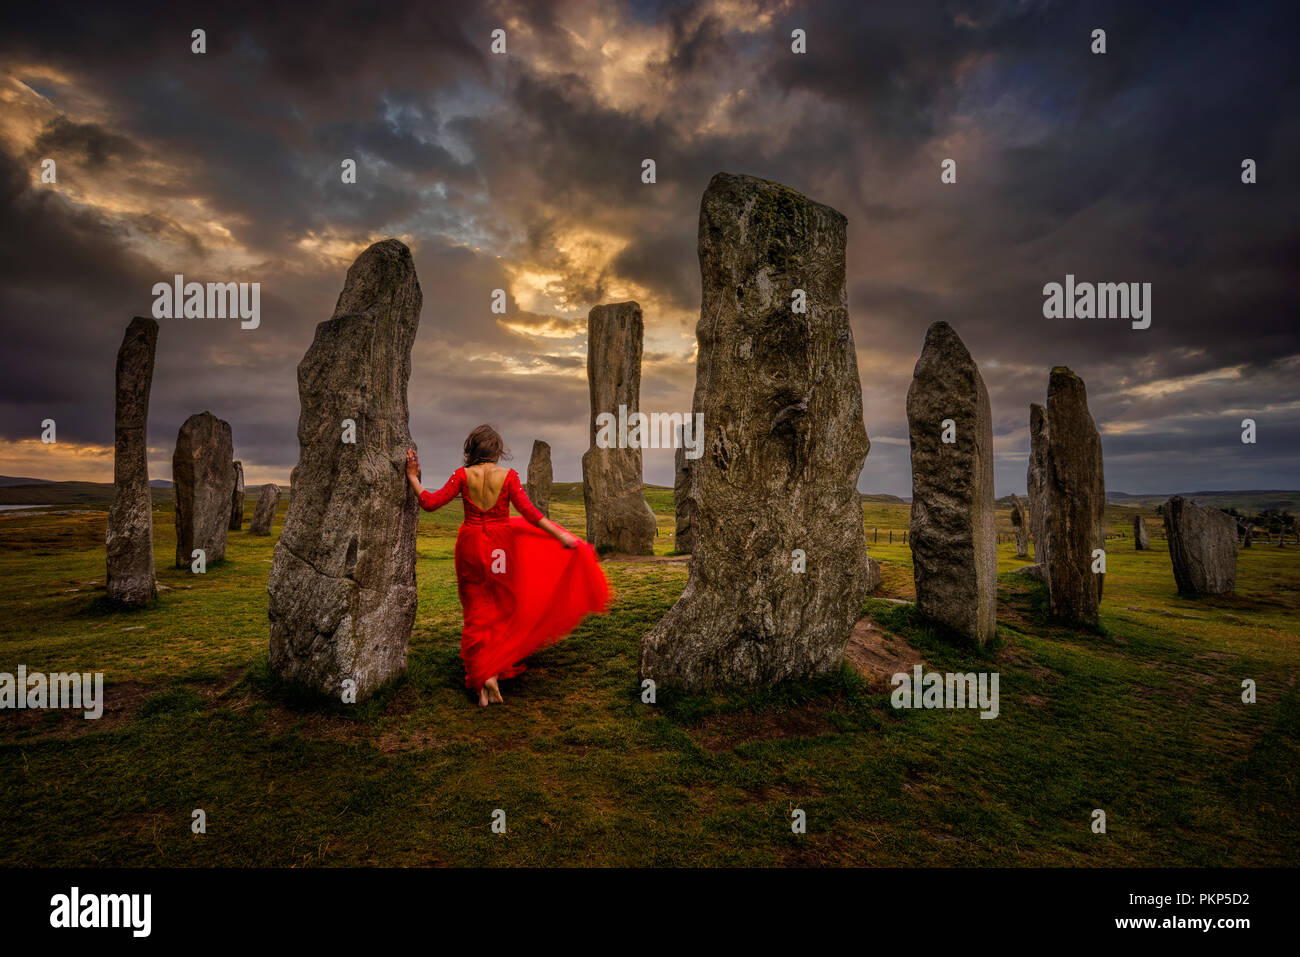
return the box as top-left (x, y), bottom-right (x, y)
top-left (477, 686), bottom-right (489, 707)
top-left (485, 676), bottom-right (504, 704)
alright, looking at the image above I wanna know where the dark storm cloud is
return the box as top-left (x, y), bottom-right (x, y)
top-left (0, 0), bottom-right (1297, 494)
top-left (30, 117), bottom-right (143, 169)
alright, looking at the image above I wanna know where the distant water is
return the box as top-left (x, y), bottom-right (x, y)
top-left (0, 505), bottom-right (44, 511)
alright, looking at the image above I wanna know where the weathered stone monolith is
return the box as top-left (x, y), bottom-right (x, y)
top-left (865, 554), bottom-right (882, 593)
top-left (906, 321), bottom-right (996, 645)
top-left (640, 172), bottom-right (871, 688)
top-left (581, 301), bottom-right (657, 553)
top-left (229, 460), bottom-right (245, 530)
top-left (1134, 514), bottom-right (1150, 549)
top-left (106, 316), bottom-right (159, 606)
top-left (249, 484), bottom-right (281, 535)
top-left (172, 411), bottom-right (235, 568)
top-left (1165, 496), bottom-right (1237, 596)
top-left (525, 440), bottom-right (552, 518)
top-left (1014, 563), bottom-right (1048, 582)
top-left (1044, 368), bottom-right (1106, 626)
top-left (673, 436), bottom-right (697, 554)
top-left (1027, 402), bottom-right (1050, 568)
top-left (1010, 493), bottom-right (1030, 558)
top-left (268, 238), bottom-right (422, 701)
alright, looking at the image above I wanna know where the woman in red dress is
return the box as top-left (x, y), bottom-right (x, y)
top-left (405, 425), bottom-right (610, 707)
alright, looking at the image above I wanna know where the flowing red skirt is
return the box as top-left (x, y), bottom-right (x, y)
top-left (454, 517), bottom-right (610, 691)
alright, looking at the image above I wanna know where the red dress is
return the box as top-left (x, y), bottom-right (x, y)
top-left (418, 467), bottom-right (610, 691)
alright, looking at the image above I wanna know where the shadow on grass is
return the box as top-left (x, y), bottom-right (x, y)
top-left (241, 658), bottom-right (408, 723)
top-left (864, 596), bottom-right (1005, 663)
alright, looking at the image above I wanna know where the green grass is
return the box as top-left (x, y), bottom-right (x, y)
top-left (0, 498), bottom-right (1296, 866)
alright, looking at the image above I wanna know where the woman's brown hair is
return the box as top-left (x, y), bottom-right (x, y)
top-left (464, 424), bottom-right (511, 467)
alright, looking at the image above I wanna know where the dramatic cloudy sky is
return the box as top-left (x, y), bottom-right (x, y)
top-left (1, 0), bottom-right (1296, 496)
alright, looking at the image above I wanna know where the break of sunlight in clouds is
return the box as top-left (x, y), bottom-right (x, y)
top-left (295, 230), bottom-right (408, 270)
top-left (1125, 365), bottom-right (1247, 401)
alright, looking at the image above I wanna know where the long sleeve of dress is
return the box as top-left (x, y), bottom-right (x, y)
top-left (418, 469), bottom-right (463, 511)
top-left (507, 470), bottom-right (546, 525)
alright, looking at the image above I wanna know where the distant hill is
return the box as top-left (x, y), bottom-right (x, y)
top-left (0, 476), bottom-right (53, 487)
top-left (1106, 490), bottom-right (1298, 511)
top-left (862, 493), bottom-right (909, 504)
top-left (0, 481), bottom-right (174, 505)
top-left (0, 479), bottom-right (276, 506)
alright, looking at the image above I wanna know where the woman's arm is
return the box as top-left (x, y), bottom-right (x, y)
top-left (539, 516), bottom-right (579, 549)
top-left (508, 471), bottom-right (578, 548)
top-left (406, 448), bottom-right (460, 511)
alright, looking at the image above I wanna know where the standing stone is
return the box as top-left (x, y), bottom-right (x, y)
top-left (229, 460), bottom-right (245, 530)
top-left (172, 412), bottom-right (235, 568)
top-left (673, 434), bottom-right (697, 554)
top-left (249, 484), bottom-right (281, 535)
top-left (581, 301), bottom-right (657, 554)
top-left (1044, 368), bottom-right (1106, 626)
top-left (1165, 496), bottom-right (1237, 595)
top-left (1027, 402), bottom-right (1050, 568)
top-left (268, 238), bottom-right (421, 701)
top-left (1134, 514), bottom-right (1150, 549)
top-left (906, 321), bottom-right (996, 645)
top-left (865, 554), bottom-right (882, 593)
top-left (525, 440), bottom-right (552, 519)
top-left (640, 172), bottom-right (870, 688)
top-left (1009, 494), bottom-right (1030, 558)
top-left (106, 317), bottom-right (159, 606)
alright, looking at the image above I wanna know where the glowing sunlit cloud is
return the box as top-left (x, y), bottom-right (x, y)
top-left (1125, 365), bottom-right (1245, 400)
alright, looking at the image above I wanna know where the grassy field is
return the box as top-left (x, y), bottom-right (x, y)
top-left (0, 488), bottom-right (1296, 867)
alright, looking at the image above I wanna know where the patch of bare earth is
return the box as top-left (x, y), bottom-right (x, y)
top-left (843, 615), bottom-right (926, 691)
top-left (0, 680), bottom-right (150, 742)
top-left (690, 705), bottom-right (840, 752)
top-left (201, 665), bottom-right (249, 704)
top-left (259, 707), bottom-right (361, 744)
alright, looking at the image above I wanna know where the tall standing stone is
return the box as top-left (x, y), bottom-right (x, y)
top-left (640, 172), bottom-right (870, 688)
top-left (249, 484), bottom-right (281, 535)
top-left (1027, 402), bottom-right (1050, 568)
top-left (525, 440), bottom-right (552, 519)
top-left (1044, 367), bottom-right (1106, 626)
top-left (172, 412), bottom-right (235, 568)
top-left (1010, 494), bottom-right (1030, 558)
top-left (229, 460), bottom-right (245, 530)
top-left (1134, 514), bottom-right (1150, 549)
top-left (906, 321), bottom-right (996, 645)
top-left (1165, 496), bottom-right (1237, 595)
top-left (106, 316), bottom-right (159, 606)
top-left (673, 437), bottom-right (697, 554)
top-left (581, 301), bottom-right (657, 554)
top-left (268, 238), bottom-right (422, 701)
